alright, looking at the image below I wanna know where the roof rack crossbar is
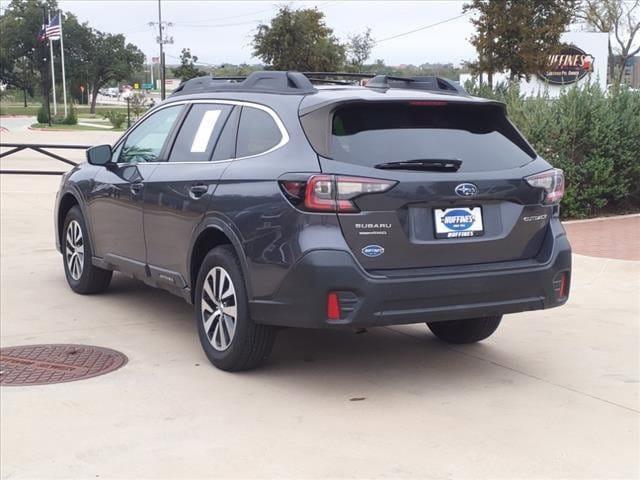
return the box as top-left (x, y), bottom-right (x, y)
top-left (366, 74), bottom-right (468, 96)
top-left (306, 78), bottom-right (356, 85)
top-left (301, 72), bottom-right (376, 79)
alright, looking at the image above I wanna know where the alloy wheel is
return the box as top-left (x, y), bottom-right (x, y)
top-left (65, 220), bottom-right (84, 280)
top-left (201, 266), bottom-right (237, 351)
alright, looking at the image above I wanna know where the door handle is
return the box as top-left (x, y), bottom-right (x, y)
top-left (189, 184), bottom-right (209, 199)
top-left (130, 182), bottom-right (144, 195)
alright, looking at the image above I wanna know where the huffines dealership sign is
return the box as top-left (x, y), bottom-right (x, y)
top-left (538, 45), bottom-right (594, 85)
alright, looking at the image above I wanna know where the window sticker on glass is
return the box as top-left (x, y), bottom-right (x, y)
top-left (191, 110), bottom-right (222, 153)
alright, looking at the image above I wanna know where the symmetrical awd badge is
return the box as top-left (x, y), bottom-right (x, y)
top-left (455, 183), bottom-right (478, 197)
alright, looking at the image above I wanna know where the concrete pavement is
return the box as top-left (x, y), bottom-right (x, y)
top-left (0, 116), bottom-right (36, 132)
top-left (1, 130), bottom-right (639, 479)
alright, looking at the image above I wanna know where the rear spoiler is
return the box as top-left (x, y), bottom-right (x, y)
top-left (299, 96), bottom-right (505, 117)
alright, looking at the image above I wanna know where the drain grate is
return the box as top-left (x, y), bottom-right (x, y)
top-left (0, 344), bottom-right (128, 386)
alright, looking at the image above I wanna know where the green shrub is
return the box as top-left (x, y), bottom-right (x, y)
top-left (36, 105), bottom-right (49, 124)
top-left (62, 103), bottom-right (77, 125)
top-left (466, 81), bottom-right (640, 218)
top-left (101, 110), bottom-right (127, 129)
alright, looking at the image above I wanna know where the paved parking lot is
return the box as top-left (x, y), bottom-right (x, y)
top-left (564, 215), bottom-right (640, 261)
top-left (1, 131), bottom-right (639, 479)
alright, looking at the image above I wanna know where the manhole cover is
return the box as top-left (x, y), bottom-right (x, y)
top-left (0, 344), bottom-right (128, 386)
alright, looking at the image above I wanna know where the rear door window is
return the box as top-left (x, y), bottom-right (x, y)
top-left (331, 102), bottom-right (535, 172)
top-left (169, 104), bottom-right (232, 162)
top-left (236, 106), bottom-right (282, 158)
top-left (212, 106), bottom-right (240, 161)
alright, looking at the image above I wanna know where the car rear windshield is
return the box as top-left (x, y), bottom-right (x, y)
top-left (331, 102), bottom-right (536, 172)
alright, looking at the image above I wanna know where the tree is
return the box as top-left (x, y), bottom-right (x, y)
top-left (84, 30), bottom-right (144, 112)
top-left (0, 0), bottom-right (145, 111)
top-left (464, 0), bottom-right (576, 85)
top-left (0, 0), bottom-right (58, 103)
top-left (252, 6), bottom-right (346, 71)
top-left (346, 28), bottom-right (375, 71)
top-left (172, 48), bottom-right (202, 81)
top-left (210, 63), bottom-right (262, 77)
top-left (576, 0), bottom-right (640, 86)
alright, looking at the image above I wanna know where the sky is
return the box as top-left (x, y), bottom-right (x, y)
top-left (48, 0), bottom-right (478, 67)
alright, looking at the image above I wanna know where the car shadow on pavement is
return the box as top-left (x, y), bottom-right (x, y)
top-left (100, 273), bottom-right (506, 389)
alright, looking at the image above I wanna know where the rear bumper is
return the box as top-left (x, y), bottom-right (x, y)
top-left (250, 220), bottom-right (571, 328)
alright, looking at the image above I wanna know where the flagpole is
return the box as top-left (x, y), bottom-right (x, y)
top-left (48, 12), bottom-right (57, 116)
top-left (42, 7), bottom-right (52, 126)
top-left (59, 10), bottom-right (68, 117)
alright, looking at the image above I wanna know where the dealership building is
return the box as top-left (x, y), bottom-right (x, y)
top-left (460, 32), bottom-right (609, 97)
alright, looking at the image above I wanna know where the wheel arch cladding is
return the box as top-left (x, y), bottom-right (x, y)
top-left (58, 192), bottom-right (80, 246)
top-left (190, 226), bottom-right (249, 303)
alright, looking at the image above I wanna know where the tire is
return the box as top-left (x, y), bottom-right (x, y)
top-left (195, 245), bottom-right (277, 371)
top-left (62, 206), bottom-right (112, 294)
top-left (427, 315), bottom-right (502, 344)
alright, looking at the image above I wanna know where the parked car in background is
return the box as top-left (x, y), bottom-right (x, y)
top-left (54, 71), bottom-right (571, 371)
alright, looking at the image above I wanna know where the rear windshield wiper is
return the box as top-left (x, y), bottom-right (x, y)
top-left (374, 159), bottom-right (462, 172)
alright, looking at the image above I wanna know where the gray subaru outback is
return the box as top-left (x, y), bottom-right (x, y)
top-left (54, 71), bottom-right (571, 371)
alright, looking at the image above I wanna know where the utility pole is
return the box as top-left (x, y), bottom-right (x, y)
top-left (149, 0), bottom-right (173, 100)
top-left (158, 0), bottom-right (164, 100)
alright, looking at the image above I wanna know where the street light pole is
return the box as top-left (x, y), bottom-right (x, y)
top-left (22, 56), bottom-right (28, 108)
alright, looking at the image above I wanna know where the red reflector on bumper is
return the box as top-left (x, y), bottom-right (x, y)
top-left (327, 292), bottom-right (341, 321)
top-left (559, 272), bottom-right (568, 298)
top-left (553, 271), bottom-right (569, 300)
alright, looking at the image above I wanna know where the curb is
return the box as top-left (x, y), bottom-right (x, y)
top-left (27, 125), bottom-right (114, 132)
top-left (563, 213), bottom-right (640, 224)
top-left (27, 126), bottom-right (71, 132)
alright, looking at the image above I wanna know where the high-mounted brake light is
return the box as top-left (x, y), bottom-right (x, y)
top-left (280, 175), bottom-right (396, 213)
top-left (409, 101), bottom-right (448, 106)
top-left (525, 168), bottom-right (565, 204)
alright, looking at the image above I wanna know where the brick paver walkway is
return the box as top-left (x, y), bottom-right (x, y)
top-left (564, 215), bottom-right (640, 261)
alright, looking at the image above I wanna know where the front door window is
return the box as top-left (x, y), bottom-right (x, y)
top-left (119, 105), bottom-right (182, 164)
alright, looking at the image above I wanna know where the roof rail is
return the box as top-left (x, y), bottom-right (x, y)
top-left (171, 71), bottom-right (316, 96)
top-left (170, 70), bottom-right (468, 97)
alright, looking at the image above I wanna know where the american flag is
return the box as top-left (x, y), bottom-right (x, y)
top-left (45, 14), bottom-right (61, 41)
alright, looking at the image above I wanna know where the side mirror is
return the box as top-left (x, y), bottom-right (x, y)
top-left (86, 144), bottom-right (113, 166)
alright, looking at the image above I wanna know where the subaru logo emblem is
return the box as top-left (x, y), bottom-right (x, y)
top-left (455, 183), bottom-right (478, 197)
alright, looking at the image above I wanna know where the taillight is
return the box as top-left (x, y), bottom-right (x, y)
top-left (280, 175), bottom-right (396, 213)
top-left (525, 168), bottom-right (565, 204)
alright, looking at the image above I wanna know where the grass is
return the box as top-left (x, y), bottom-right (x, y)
top-left (30, 122), bottom-right (125, 131)
top-left (1, 103), bottom-right (126, 117)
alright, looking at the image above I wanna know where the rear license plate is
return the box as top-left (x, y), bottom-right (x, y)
top-left (434, 207), bottom-right (484, 239)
